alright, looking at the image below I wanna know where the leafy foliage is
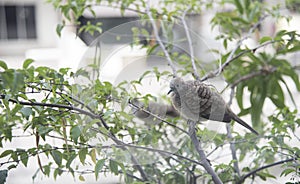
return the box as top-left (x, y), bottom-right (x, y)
top-left (0, 0), bottom-right (300, 184)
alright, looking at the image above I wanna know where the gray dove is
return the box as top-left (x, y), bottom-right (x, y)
top-left (168, 77), bottom-right (259, 135)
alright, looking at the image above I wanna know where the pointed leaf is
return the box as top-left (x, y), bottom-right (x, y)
top-left (23, 59), bottom-right (34, 69)
top-left (0, 60), bottom-right (8, 70)
top-left (95, 159), bottom-right (106, 180)
top-left (51, 150), bottom-right (62, 166)
top-left (70, 125), bottom-right (81, 144)
top-left (78, 148), bottom-right (88, 165)
top-left (109, 159), bottom-right (119, 175)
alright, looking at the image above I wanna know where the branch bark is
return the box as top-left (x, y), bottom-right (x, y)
top-left (200, 15), bottom-right (271, 82)
top-left (187, 120), bottom-right (223, 184)
top-left (237, 157), bottom-right (298, 184)
top-left (181, 6), bottom-right (200, 80)
top-left (146, 0), bottom-right (177, 77)
top-left (0, 94), bottom-right (150, 182)
top-left (230, 67), bottom-right (277, 88)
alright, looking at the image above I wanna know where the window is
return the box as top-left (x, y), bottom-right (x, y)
top-left (0, 5), bottom-right (37, 40)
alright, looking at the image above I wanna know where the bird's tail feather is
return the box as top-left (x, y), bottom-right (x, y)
top-left (232, 116), bottom-right (259, 135)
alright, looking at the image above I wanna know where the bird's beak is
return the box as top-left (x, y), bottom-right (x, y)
top-left (167, 89), bottom-right (173, 95)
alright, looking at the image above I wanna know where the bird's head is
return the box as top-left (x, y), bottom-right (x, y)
top-left (168, 77), bottom-right (186, 95)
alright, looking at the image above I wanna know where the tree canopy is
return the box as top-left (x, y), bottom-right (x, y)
top-left (0, 0), bottom-right (300, 183)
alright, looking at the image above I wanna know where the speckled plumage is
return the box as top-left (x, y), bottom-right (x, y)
top-left (169, 77), bottom-right (258, 135)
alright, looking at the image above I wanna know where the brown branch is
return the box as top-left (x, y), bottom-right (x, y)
top-left (0, 94), bottom-right (149, 182)
top-left (27, 84), bottom-right (96, 113)
top-left (93, 114), bottom-right (149, 181)
top-left (181, 6), bottom-right (200, 80)
top-left (237, 157), bottom-right (298, 184)
top-left (187, 120), bottom-right (223, 184)
top-left (230, 66), bottom-right (277, 88)
top-left (146, 0), bottom-right (177, 76)
top-left (226, 124), bottom-right (241, 177)
top-left (226, 88), bottom-right (241, 177)
top-left (0, 94), bottom-right (100, 118)
top-left (201, 40), bottom-right (276, 81)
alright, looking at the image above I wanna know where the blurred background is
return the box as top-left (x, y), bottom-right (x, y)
top-left (0, 0), bottom-right (300, 183)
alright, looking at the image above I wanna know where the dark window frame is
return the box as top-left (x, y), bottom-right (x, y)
top-left (0, 4), bottom-right (37, 40)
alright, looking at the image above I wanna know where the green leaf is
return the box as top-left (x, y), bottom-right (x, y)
top-left (20, 107), bottom-right (32, 119)
top-left (90, 148), bottom-right (97, 164)
top-left (20, 151), bottom-right (28, 167)
top-left (259, 36), bottom-right (273, 44)
top-left (95, 159), bottom-right (106, 180)
top-left (56, 23), bottom-right (64, 37)
top-left (236, 83), bottom-right (245, 110)
top-left (109, 159), bottom-right (119, 175)
top-left (234, 0), bottom-right (243, 14)
top-left (139, 71), bottom-right (151, 83)
top-left (79, 175), bottom-right (85, 181)
top-left (223, 39), bottom-right (228, 49)
top-left (280, 168), bottom-right (295, 177)
top-left (250, 82), bottom-right (266, 128)
top-left (0, 150), bottom-right (13, 158)
top-left (280, 78), bottom-right (297, 108)
top-left (257, 172), bottom-right (276, 180)
top-left (22, 59), bottom-right (34, 69)
top-left (268, 80), bottom-right (285, 108)
top-left (66, 154), bottom-right (77, 169)
top-left (70, 125), bottom-right (81, 144)
top-left (51, 150), bottom-right (62, 166)
top-left (78, 148), bottom-right (88, 165)
top-left (0, 60), bottom-right (8, 70)
top-left (0, 170), bottom-right (8, 184)
top-left (53, 168), bottom-right (63, 179)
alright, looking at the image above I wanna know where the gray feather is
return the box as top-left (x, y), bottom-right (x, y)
top-left (169, 77), bottom-right (259, 135)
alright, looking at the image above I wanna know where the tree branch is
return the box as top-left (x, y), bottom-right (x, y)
top-left (201, 40), bottom-right (277, 81)
top-left (0, 94), bottom-right (149, 182)
top-left (187, 120), bottom-right (223, 184)
top-left (230, 67), bottom-right (277, 88)
top-left (27, 84), bottom-right (96, 113)
top-left (201, 15), bottom-right (271, 81)
top-left (146, 0), bottom-right (177, 77)
top-left (226, 124), bottom-right (241, 177)
top-left (237, 157), bottom-right (298, 184)
top-left (0, 94), bottom-right (100, 119)
top-left (181, 6), bottom-right (200, 80)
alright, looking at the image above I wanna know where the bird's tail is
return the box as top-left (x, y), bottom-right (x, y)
top-left (232, 115), bottom-right (259, 135)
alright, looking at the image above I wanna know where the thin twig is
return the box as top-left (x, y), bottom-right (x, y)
top-left (226, 87), bottom-right (241, 177)
top-left (91, 126), bottom-right (202, 166)
top-left (217, 15), bottom-right (268, 76)
top-left (0, 94), bottom-right (149, 182)
top-left (187, 120), bottom-right (223, 184)
top-left (201, 15), bottom-right (270, 81)
top-left (0, 94), bottom-right (100, 119)
top-left (96, 114), bottom-right (150, 181)
top-left (201, 40), bottom-right (277, 81)
top-left (181, 6), bottom-right (200, 80)
top-left (27, 84), bottom-right (96, 113)
top-left (146, 0), bottom-right (177, 76)
top-left (226, 124), bottom-right (241, 177)
top-left (231, 67), bottom-right (277, 88)
top-left (237, 157), bottom-right (298, 184)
